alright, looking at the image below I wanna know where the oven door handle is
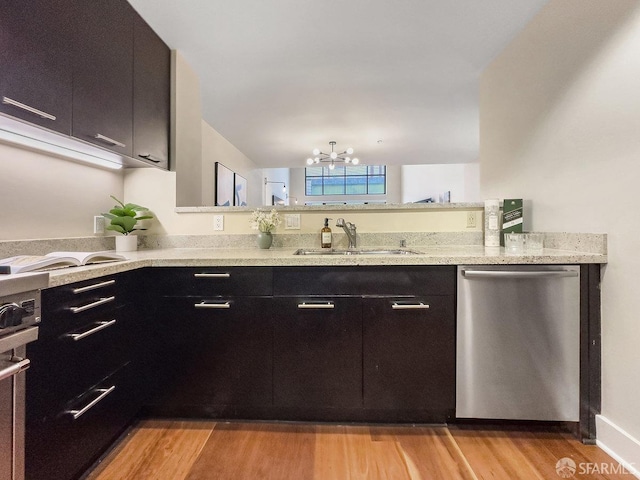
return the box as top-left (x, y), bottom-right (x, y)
top-left (0, 357), bottom-right (30, 382)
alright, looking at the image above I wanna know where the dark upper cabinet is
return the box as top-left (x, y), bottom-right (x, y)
top-left (133, 12), bottom-right (170, 169)
top-left (0, 0), bottom-right (73, 134)
top-left (72, 0), bottom-right (134, 156)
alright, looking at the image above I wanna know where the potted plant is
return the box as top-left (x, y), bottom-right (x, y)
top-left (103, 195), bottom-right (154, 252)
top-left (249, 208), bottom-right (281, 249)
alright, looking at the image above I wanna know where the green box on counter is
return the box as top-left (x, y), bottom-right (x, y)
top-left (501, 198), bottom-right (523, 246)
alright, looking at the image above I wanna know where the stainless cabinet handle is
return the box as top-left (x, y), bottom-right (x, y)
top-left (65, 320), bottom-right (116, 341)
top-left (298, 302), bottom-right (335, 309)
top-left (195, 301), bottom-right (231, 309)
top-left (66, 385), bottom-right (116, 420)
top-left (194, 273), bottom-right (230, 278)
top-left (461, 269), bottom-right (579, 279)
top-left (72, 279), bottom-right (116, 294)
top-left (391, 302), bottom-right (430, 310)
top-left (94, 133), bottom-right (126, 148)
top-left (138, 153), bottom-right (161, 163)
top-left (70, 296), bottom-right (115, 314)
top-left (2, 96), bottom-right (56, 120)
top-left (0, 357), bottom-right (30, 382)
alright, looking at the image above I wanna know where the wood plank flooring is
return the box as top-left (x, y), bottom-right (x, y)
top-left (87, 420), bottom-right (633, 480)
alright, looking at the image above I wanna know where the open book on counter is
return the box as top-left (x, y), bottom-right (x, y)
top-left (0, 251), bottom-right (127, 274)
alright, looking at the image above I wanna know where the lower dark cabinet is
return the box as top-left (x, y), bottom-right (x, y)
top-left (273, 297), bottom-right (362, 409)
top-left (26, 364), bottom-right (139, 480)
top-left (150, 296), bottom-right (273, 414)
top-left (363, 296), bottom-right (456, 421)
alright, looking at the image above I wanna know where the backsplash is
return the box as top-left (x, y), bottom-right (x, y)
top-left (0, 232), bottom-right (606, 258)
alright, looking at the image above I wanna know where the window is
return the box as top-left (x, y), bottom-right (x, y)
top-left (305, 165), bottom-right (386, 196)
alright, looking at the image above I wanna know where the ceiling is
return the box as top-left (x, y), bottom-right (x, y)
top-left (128, 0), bottom-right (548, 168)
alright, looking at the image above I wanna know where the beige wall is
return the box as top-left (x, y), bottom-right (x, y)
top-left (0, 142), bottom-right (123, 241)
top-left (124, 168), bottom-right (481, 235)
top-left (480, 0), bottom-right (640, 464)
top-left (201, 121), bottom-right (263, 208)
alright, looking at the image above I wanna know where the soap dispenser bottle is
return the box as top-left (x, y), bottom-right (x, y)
top-left (321, 218), bottom-right (332, 248)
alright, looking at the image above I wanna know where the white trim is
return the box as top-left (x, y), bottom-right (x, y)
top-left (596, 415), bottom-right (640, 478)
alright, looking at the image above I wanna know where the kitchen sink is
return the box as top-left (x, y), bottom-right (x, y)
top-left (293, 248), bottom-right (423, 256)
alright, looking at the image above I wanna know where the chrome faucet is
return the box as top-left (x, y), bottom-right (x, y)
top-left (336, 218), bottom-right (357, 249)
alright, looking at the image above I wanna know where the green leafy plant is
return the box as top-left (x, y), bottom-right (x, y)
top-left (102, 195), bottom-right (154, 235)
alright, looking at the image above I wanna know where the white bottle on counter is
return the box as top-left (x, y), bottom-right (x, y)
top-left (484, 199), bottom-right (500, 247)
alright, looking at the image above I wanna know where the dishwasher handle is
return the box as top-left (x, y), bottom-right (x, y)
top-left (461, 269), bottom-right (579, 279)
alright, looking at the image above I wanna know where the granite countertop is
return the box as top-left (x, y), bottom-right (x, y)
top-left (45, 244), bottom-right (607, 288)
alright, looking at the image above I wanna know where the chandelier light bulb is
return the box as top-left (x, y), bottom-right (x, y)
top-left (346, 147), bottom-right (354, 155)
top-left (306, 158), bottom-right (313, 165)
top-left (312, 148), bottom-right (320, 156)
top-left (345, 157), bottom-right (351, 163)
top-left (314, 157), bottom-right (320, 163)
top-left (352, 158), bottom-right (359, 165)
top-left (330, 151), bottom-right (338, 160)
top-left (329, 162), bottom-right (335, 170)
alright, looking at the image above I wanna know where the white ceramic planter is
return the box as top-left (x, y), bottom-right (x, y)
top-left (115, 235), bottom-right (138, 252)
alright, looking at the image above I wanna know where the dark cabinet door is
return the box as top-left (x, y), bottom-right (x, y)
top-left (133, 12), bottom-right (170, 169)
top-left (0, 0), bottom-right (73, 134)
top-left (363, 296), bottom-right (456, 419)
top-left (157, 296), bottom-right (273, 409)
top-left (273, 297), bottom-right (362, 409)
top-left (72, 0), bottom-right (134, 156)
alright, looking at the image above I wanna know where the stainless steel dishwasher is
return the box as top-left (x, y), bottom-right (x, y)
top-left (456, 265), bottom-right (580, 421)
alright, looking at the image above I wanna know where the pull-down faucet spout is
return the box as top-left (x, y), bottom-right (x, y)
top-left (336, 218), bottom-right (357, 249)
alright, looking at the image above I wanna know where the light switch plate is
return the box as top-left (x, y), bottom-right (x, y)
top-left (214, 215), bottom-right (224, 231)
top-left (466, 211), bottom-right (476, 228)
top-left (284, 214), bottom-right (301, 230)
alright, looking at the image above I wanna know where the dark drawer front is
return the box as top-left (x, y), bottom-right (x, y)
top-left (273, 266), bottom-right (456, 296)
top-left (27, 305), bottom-right (131, 418)
top-left (26, 364), bottom-right (139, 480)
top-left (42, 277), bottom-right (122, 338)
top-left (149, 267), bottom-right (273, 296)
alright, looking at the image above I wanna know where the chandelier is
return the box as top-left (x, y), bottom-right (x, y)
top-left (306, 141), bottom-right (359, 169)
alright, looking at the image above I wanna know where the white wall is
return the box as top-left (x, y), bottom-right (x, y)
top-left (201, 121), bottom-right (262, 208)
top-left (401, 163), bottom-right (480, 204)
top-left (480, 0), bottom-right (640, 465)
top-left (0, 142), bottom-right (123, 240)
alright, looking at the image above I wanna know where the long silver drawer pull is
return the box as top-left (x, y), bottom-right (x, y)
top-left (195, 301), bottom-right (231, 309)
top-left (70, 296), bottom-right (115, 314)
top-left (66, 386), bottom-right (116, 420)
top-left (72, 279), bottom-right (116, 294)
top-left (0, 357), bottom-right (30, 382)
top-left (66, 320), bottom-right (117, 341)
top-left (94, 133), bottom-right (126, 148)
top-left (298, 302), bottom-right (335, 309)
top-left (194, 273), bottom-right (231, 278)
top-left (461, 270), bottom-right (579, 279)
top-left (392, 302), bottom-right (430, 310)
top-left (2, 96), bottom-right (56, 120)
top-left (138, 153), bottom-right (161, 163)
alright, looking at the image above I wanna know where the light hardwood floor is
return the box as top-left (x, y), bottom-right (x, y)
top-left (86, 420), bottom-right (633, 480)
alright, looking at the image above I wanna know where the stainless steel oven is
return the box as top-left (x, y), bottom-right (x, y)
top-left (0, 273), bottom-right (48, 480)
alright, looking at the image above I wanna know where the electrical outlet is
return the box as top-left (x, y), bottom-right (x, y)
top-left (466, 211), bottom-right (476, 228)
top-left (213, 215), bottom-right (224, 231)
top-left (93, 215), bottom-right (105, 234)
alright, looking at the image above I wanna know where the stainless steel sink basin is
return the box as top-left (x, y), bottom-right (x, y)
top-left (293, 248), bottom-right (423, 256)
